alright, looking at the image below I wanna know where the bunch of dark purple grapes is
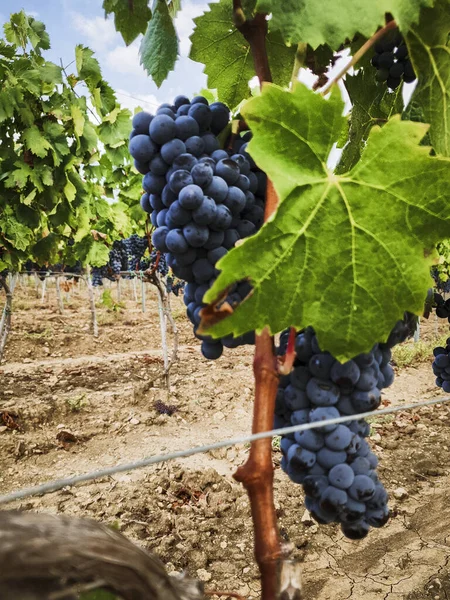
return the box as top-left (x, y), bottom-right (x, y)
top-left (432, 340), bottom-right (450, 393)
top-left (275, 319), bottom-right (412, 539)
top-left (129, 94), bottom-right (266, 360)
top-left (371, 29), bottom-right (416, 90)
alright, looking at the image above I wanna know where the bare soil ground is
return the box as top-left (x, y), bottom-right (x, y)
top-left (2, 276), bottom-right (450, 599)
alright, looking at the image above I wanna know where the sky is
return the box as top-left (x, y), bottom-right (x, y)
top-left (0, 0), bottom-right (214, 114)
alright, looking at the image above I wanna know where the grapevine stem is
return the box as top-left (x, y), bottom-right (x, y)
top-left (233, 12), bottom-right (283, 600)
top-left (290, 43), bottom-right (308, 87)
top-left (320, 20), bottom-right (398, 96)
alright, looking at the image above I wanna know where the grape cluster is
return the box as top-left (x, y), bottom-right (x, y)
top-left (432, 292), bottom-right (450, 322)
top-left (275, 321), bottom-right (410, 539)
top-left (123, 234), bottom-right (148, 270)
top-left (432, 268), bottom-right (450, 294)
top-left (432, 340), bottom-right (450, 393)
top-left (129, 95), bottom-right (267, 360)
top-left (371, 30), bottom-right (416, 90)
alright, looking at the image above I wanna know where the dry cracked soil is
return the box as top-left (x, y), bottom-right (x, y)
top-left (2, 276), bottom-right (450, 599)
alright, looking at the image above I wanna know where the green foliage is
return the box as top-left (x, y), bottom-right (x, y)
top-left (338, 47), bottom-right (404, 173)
top-left (100, 288), bottom-right (125, 312)
top-left (204, 83), bottom-right (450, 360)
top-left (189, 0), bottom-right (296, 108)
top-left (103, 0), bottom-right (152, 46)
top-left (406, 0), bottom-right (450, 156)
top-left (140, 0), bottom-right (179, 87)
top-left (0, 12), bottom-right (144, 272)
top-left (254, 0), bottom-right (435, 49)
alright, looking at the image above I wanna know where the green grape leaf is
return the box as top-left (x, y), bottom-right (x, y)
top-left (22, 125), bottom-right (53, 157)
top-left (406, 0), bottom-right (450, 156)
top-left (203, 83), bottom-right (450, 360)
top-left (75, 45), bottom-right (103, 88)
top-left (103, 0), bottom-right (151, 46)
top-left (86, 240), bottom-right (110, 267)
top-left (64, 178), bottom-right (77, 202)
top-left (139, 0), bottom-right (178, 87)
top-left (189, 0), bottom-right (296, 108)
top-left (338, 52), bottom-right (403, 173)
top-left (71, 104), bottom-right (85, 137)
top-left (255, 0), bottom-right (435, 49)
top-left (98, 108), bottom-right (132, 146)
top-left (39, 61), bottom-right (63, 84)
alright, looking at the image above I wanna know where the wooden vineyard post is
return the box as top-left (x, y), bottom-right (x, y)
top-left (85, 267), bottom-right (99, 338)
top-left (0, 275), bottom-right (13, 363)
top-left (55, 276), bottom-right (65, 315)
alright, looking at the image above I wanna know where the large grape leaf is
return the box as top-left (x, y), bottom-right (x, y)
top-left (139, 0), bottom-right (178, 87)
top-left (103, 0), bottom-right (151, 46)
top-left (406, 0), bottom-right (450, 156)
top-left (22, 125), bottom-right (53, 158)
top-left (255, 0), bottom-right (435, 49)
top-left (189, 0), bottom-right (296, 108)
top-left (202, 83), bottom-right (450, 360)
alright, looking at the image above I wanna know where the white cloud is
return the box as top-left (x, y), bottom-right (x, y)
top-left (71, 12), bottom-right (117, 52)
top-left (175, 1), bottom-right (208, 56)
top-left (105, 42), bottom-right (147, 78)
top-left (27, 11), bottom-right (40, 18)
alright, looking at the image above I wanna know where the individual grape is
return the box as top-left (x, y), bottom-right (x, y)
top-left (204, 230), bottom-right (225, 250)
top-left (284, 385), bottom-right (309, 411)
top-left (191, 95), bottom-right (208, 105)
top-left (201, 133), bottom-right (220, 154)
top-left (295, 429), bottom-right (324, 452)
top-left (178, 184), bottom-right (204, 210)
top-left (204, 176), bottom-right (229, 202)
top-left (348, 475), bottom-right (375, 502)
top-left (132, 111), bottom-right (153, 134)
top-left (165, 229), bottom-right (189, 254)
top-left (201, 341), bottom-right (223, 359)
top-left (215, 159), bottom-right (240, 185)
top-left (378, 51), bottom-right (394, 69)
top-left (287, 444), bottom-right (316, 470)
top-left (174, 116), bottom-right (199, 140)
top-left (211, 149), bottom-right (229, 162)
top-left (191, 163), bottom-right (214, 188)
top-left (169, 170), bottom-right (194, 194)
top-left (309, 353), bottom-right (336, 379)
top-left (140, 193), bottom-right (151, 213)
top-left (316, 447), bottom-right (348, 469)
top-left (167, 200), bottom-right (192, 227)
top-left (129, 134), bottom-right (157, 163)
top-left (172, 153), bottom-right (198, 172)
top-left (207, 246), bottom-right (227, 264)
top-left (210, 101), bottom-right (230, 134)
top-left (183, 222), bottom-right (210, 247)
top-left (306, 378), bottom-right (339, 406)
top-left (211, 205), bottom-right (233, 231)
top-left (156, 107), bottom-right (176, 119)
top-left (185, 136), bottom-right (205, 157)
top-left (224, 187), bottom-right (247, 215)
top-left (351, 388), bottom-right (381, 412)
top-left (156, 209), bottom-right (168, 227)
top-left (192, 258), bottom-right (215, 283)
top-left (149, 114), bottom-right (176, 144)
top-left (320, 486), bottom-right (348, 512)
top-left (160, 138), bottom-right (186, 163)
top-left (309, 406), bottom-right (339, 432)
top-left (188, 103), bottom-right (212, 130)
top-left (328, 464), bottom-right (355, 489)
top-left (193, 196), bottom-right (217, 225)
top-left (143, 172), bottom-right (166, 195)
top-left (223, 229), bottom-right (240, 249)
top-left (150, 155), bottom-right (170, 176)
top-left (324, 425), bottom-right (353, 451)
